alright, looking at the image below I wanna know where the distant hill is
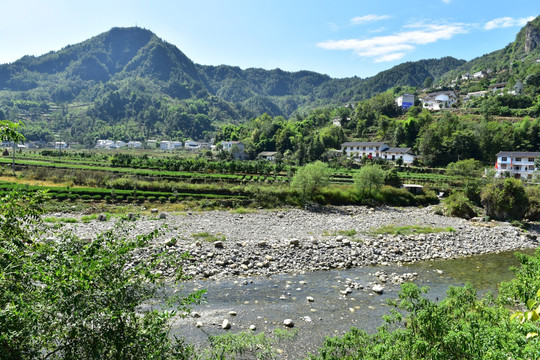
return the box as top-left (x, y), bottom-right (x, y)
top-left (441, 16), bottom-right (540, 84)
top-left (0, 17), bottom-right (537, 145)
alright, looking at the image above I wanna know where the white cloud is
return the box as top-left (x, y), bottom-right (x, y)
top-left (317, 23), bottom-right (468, 62)
top-left (484, 16), bottom-right (535, 30)
top-left (441, 0), bottom-right (451, 3)
top-left (350, 14), bottom-right (390, 25)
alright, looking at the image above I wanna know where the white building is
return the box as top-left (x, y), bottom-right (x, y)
top-left (472, 71), bottom-right (486, 79)
top-left (257, 151), bottom-right (278, 161)
top-left (395, 94), bottom-right (415, 109)
top-left (340, 142), bottom-right (417, 164)
top-left (421, 91), bottom-right (458, 110)
top-left (115, 141), bottom-right (127, 148)
top-left (160, 141), bottom-right (182, 150)
top-left (184, 140), bottom-right (201, 150)
top-left (127, 141), bottom-right (142, 149)
top-left (332, 118), bottom-right (342, 127)
top-left (221, 141), bottom-right (246, 160)
top-left (95, 139), bottom-right (115, 149)
top-left (381, 147), bottom-right (416, 164)
top-left (55, 141), bottom-right (68, 149)
top-left (495, 151), bottom-right (540, 179)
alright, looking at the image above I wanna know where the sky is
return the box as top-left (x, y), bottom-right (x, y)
top-left (0, 0), bottom-right (538, 79)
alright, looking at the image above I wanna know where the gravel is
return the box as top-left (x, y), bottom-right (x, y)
top-left (46, 205), bottom-right (539, 280)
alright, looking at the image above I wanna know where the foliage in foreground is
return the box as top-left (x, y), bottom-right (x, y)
top-left (308, 283), bottom-right (540, 360)
top-left (0, 188), bottom-right (205, 359)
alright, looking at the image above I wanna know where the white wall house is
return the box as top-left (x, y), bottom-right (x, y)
top-left (127, 141), bottom-right (142, 149)
top-left (395, 94), bottom-right (415, 109)
top-left (421, 91), bottom-right (458, 110)
top-left (257, 151), bottom-right (277, 161)
top-left (340, 142), bottom-right (417, 164)
top-left (160, 141), bottom-right (182, 150)
top-left (495, 151), bottom-right (540, 179)
top-left (55, 141), bottom-right (68, 149)
top-left (184, 140), bottom-right (201, 150)
top-left (221, 141), bottom-right (246, 160)
top-left (381, 147), bottom-right (416, 164)
top-left (341, 142), bottom-right (389, 159)
top-left (472, 71), bottom-right (486, 79)
top-left (95, 139), bottom-right (115, 149)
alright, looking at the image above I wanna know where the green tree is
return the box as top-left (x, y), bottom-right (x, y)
top-left (481, 178), bottom-right (529, 220)
top-left (0, 188), bottom-right (204, 359)
top-left (291, 161), bottom-right (331, 201)
top-left (446, 159), bottom-right (484, 177)
top-left (354, 165), bottom-right (386, 195)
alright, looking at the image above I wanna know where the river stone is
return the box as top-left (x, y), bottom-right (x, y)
top-left (372, 284), bottom-right (384, 294)
top-left (222, 319), bottom-right (231, 329)
top-left (192, 311), bottom-right (201, 318)
top-left (150, 208), bottom-right (158, 214)
top-left (196, 321), bottom-right (203, 328)
top-left (97, 213), bottom-right (107, 221)
top-left (289, 239), bottom-right (300, 247)
top-left (229, 311), bottom-right (237, 316)
top-left (159, 212), bottom-right (167, 219)
top-left (214, 241), bottom-right (224, 249)
top-left (249, 324), bottom-right (257, 331)
top-left (283, 319), bottom-right (294, 328)
top-left (306, 296), bottom-right (314, 302)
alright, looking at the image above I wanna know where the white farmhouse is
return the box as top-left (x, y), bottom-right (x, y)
top-left (421, 91), bottom-right (458, 110)
top-left (381, 147), bottom-right (416, 164)
top-left (95, 139), bottom-right (115, 149)
top-left (184, 140), bottom-right (201, 150)
top-left (341, 142), bottom-right (389, 159)
top-left (127, 141), bottom-right (142, 149)
top-left (221, 141), bottom-right (246, 160)
top-left (495, 151), bottom-right (540, 179)
top-left (395, 94), bottom-right (415, 109)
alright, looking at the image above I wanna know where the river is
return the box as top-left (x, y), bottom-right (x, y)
top-left (171, 249), bottom-right (536, 359)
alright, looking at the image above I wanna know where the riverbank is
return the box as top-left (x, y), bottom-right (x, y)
top-left (46, 205), bottom-right (539, 280)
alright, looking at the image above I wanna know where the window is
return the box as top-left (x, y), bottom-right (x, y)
top-left (514, 166), bottom-right (520, 171)
top-left (529, 158), bottom-right (534, 162)
top-left (516, 157), bottom-right (521, 162)
top-left (502, 157), bottom-right (507, 161)
top-left (501, 164), bottom-right (507, 169)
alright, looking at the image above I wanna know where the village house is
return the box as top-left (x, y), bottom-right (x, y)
top-left (472, 71), bottom-right (486, 79)
top-left (95, 139), bottom-right (116, 149)
top-left (420, 91), bottom-right (458, 110)
top-left (332, 117), bottom-right (342, 127)
top-left (495, 151), bottom-right (540, 179)
top-left (340, 142), bottom-right (417, 164)
top-left (127, 141), bottom-right (142, 149)
top-left (395, 94), bottom-right (415, 109)
top-left (489, 82), bottom-right (508, 93)
top-left (381, 147), bottom-right (416, 164)
top-left (184, 140), bottom-right (201, 150)
top-left (160, 141), bottom-right (182, 150)
top-left (257, 151), bottom-right (278, 161)
top-left (221, 141), bottom-right (246, 160)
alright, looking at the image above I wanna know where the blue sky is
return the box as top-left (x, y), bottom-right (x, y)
top-left (0, 0), bottom-right (537, 78)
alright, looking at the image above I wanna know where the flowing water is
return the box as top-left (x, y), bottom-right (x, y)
top-left (171, 249), bottom-right (536, 358)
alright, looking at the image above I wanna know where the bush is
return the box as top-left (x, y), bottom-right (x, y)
top-left (525, 185), bottom-right (540, 221)
top-left (159, 196), bottom-right (167, 204)
top-left (92, 194), bottom-right (102, 201)
top-left (147, 196), bottom-right (156, 203)
top-left (291, 161), bottom-right (331, 202)
top-left (481, 178), bottom-right (529, 220)
top-left (104, 195), bottom-right (112, 203)
top-left (137, 195), bottom-right (146, 203)
top-left (126, 195), bottom-right (134, 202)
top-left (444, 191), bottom-right (478, 219)
top-left (380, 186), bottom-right (415, 206)
top-left (168, 196), bottom-right (177, 203)
top-left (81, 194), bottom-right (91, 201)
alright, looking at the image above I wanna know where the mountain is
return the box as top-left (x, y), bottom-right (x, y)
top-left (1, 18), bottom-right (537, 145)
top-left (441, 16), bottom-right (540, 83)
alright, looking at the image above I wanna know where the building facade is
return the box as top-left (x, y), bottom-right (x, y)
top-left (341, 142), bottom-right (417, 164)
top-left (495, 151), bottom-right (540, 178)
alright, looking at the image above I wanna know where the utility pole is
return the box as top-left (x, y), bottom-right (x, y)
top-left (12, 140), bottom-right (16, 175)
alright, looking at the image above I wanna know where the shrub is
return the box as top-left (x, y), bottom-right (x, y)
top-left (104, 195), bottom-right (112, 203)
top-left (354, 165), bottom-right (386, 195)
top-left (444, 191), bottom-right (478, 219)
top-left (92, 194), bottom-right (102, 201)
top-left (147, 196), bottom-right (156, 203)
top-left (481, 178), bottom-right (529, 220)
top-left (137, 195), bottom-right (146, 203)
top-left (168, 196), bottom-right (177, 203)
top-left (159, 196), bottom-right (167, 204)
top-left (81, 194), bottom-right (91, 201)
top-left (291, 161), bottom-right (331, 202)
top-left (525, 185), bottom-right (540, 221)
top-left (380, 186), bottom-right (414, 206)
top-left (126, 195), bottom-right (134, 202)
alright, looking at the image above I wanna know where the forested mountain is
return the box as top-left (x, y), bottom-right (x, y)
top-left (0, 17), bottom-right (538, 145)
top-left (440, 16), bottom-right (540, 84)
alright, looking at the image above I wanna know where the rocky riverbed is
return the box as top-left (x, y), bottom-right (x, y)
top-left (46, 205), bottom-right (539, 280)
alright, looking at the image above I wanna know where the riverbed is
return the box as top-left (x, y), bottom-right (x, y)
top-left (170, 249), bottom-right (535, 359)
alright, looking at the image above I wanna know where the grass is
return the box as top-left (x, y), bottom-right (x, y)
top-left (370, 224), bottom-right (455, 236)
top-left (230, 207), bottom-right (257, 214)
top-left (323, 229), bottom-right (358, 237)
top-left (43, 217), bottom-right (79, 223)
top-left (191, 232), bottom-right (226, 242)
